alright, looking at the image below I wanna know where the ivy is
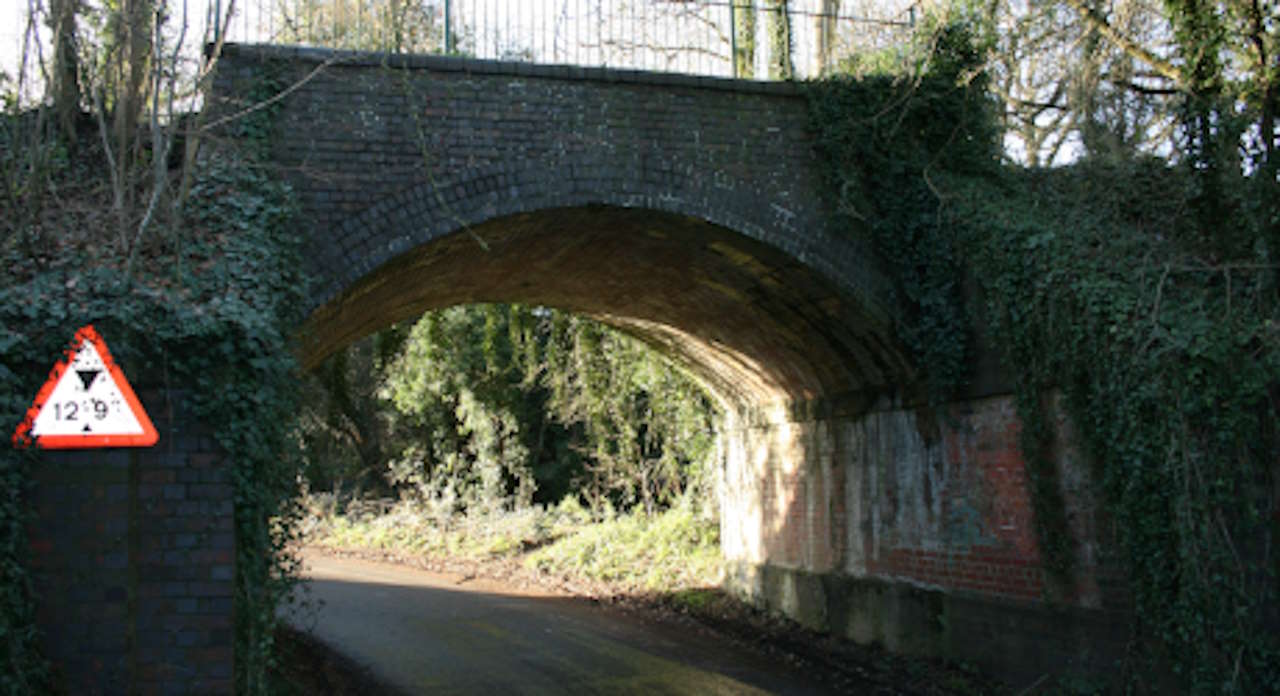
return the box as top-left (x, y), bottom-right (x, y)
top-left (809, 20), bottom-right (1278, 693)
top-left (0, 445), bottom-right (44, 694)
top-left (958, 162), bottom-right (1279, 693)
top-left (806, 21), bottom-right (996, 409)
top-left (0, 145), bottom-right (305, 693)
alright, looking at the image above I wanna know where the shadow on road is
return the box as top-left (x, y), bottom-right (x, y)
top-left (283, 555), bottom-right (841, 696)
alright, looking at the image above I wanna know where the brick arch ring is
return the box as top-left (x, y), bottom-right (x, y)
top-left (299, 160), bottom-right (913, 413)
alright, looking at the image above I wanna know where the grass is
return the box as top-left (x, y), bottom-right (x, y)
top-left (523, 503), bottom-right (721, 591)
top-left (302, 494), bottom-right (724, 594)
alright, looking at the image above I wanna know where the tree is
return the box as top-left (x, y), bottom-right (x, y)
top-left (47, 0), bottom-right (82, 144)
top-left (301, 304), bottom-right (720, 515)
top-left (278, 0), bottom-right (448, 53)
top-left (734, 0), bottom-right (758, 77)
top-left (1050, 0), bottom-right (1278, 257)
top-left (983, 0), bottom-right (1277, 181)
top-left (816, 0), bottom-right (841, 75)
top-left (766, 0), bottom-right (794, 79)
top-left (980, 0), bottom-right (1178, 166)
top-left (540, 313), bottom-right (719, 513)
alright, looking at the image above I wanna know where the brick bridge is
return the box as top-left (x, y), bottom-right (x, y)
top-left (222, 42), bottom-right (1126, 681)
top-left (33, 44), bottom-right (1122, 692)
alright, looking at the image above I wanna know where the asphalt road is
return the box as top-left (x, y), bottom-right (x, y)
top-left (284, 553), bottom-right (842, 695)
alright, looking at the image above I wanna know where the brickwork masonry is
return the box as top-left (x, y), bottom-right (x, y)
top-left (28, 388), bottom-right (234, 695)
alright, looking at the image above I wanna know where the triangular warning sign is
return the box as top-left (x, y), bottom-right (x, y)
top-left (11, 325), bottom-right (158, 449)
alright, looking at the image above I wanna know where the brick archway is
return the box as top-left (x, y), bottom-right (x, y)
top-left (299, 163), bottom-right (912, 411)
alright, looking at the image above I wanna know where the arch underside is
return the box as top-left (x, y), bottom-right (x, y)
top-left (302, 205), bottom-right (912, 414)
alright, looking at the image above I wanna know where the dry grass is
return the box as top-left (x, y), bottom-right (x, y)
top-left (301, 494), bottom-right (723, 595)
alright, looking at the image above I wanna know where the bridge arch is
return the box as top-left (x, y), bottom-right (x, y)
top-left (207, 46), bottom-right (1116, 685)
top-left (301, 158), bottom-right (913, 414)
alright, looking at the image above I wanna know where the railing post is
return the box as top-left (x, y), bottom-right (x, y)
top-left (729, 1), bottom-right (738, 78)
top-left (443, 0), bottom-right (453, 54)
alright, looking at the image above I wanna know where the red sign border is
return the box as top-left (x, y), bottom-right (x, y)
top-left (11, 324), bottom-right (158, 449)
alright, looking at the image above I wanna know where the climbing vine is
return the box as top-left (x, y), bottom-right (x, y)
top-left (806, 23), bottom-right (994, 410)
top-left (0, 437), bottom-right (43, 694)
top-left (809, 18), bottom-right (1278, 693)
top-left (0, 64), bottom-right (305, 692)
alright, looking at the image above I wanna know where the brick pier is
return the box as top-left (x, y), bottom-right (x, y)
top-left (28, 388), bottom-right (234, 694)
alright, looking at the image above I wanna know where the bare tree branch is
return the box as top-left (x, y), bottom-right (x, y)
top-left (200, 54), bottom-right (342, 134)
top-left (1060, 0), bottom-right (1186, 88)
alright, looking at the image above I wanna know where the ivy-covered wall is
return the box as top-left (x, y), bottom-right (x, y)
top-left (0, 150), bottom-right (307, 693)
top-left (803, 20), bottom-right (1278, 694)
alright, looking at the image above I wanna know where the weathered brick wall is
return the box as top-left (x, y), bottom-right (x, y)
top-left (210, 46), bottom-right (905, 391)
top-left (720, 393), bottom-right (1124, 686)
top-left (207, 45), bottom-right (1129, 688)
top-left (28, 388), bottom-right (234, 695)
top-left (212, 45), bottom-right (871, 308)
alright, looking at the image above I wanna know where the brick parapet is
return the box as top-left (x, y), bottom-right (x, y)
top-left (216, 43), bottom-right (803, 96)
top-left (210, 45), bottom-right (905, 399)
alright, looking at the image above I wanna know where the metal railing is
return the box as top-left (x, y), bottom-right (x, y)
top-left (209, 0), bottom-right (917, 79)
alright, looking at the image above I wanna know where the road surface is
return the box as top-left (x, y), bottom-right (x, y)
top-left (284, 552), bottom-right (842, 695)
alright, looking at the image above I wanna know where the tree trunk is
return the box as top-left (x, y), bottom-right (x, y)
top-left (734, 1), bottom-right (757, 78)
top-left (114, 0), bottom-right (155, 217)
top-left (766, 0), bottom-right (793, 80)
top-left (816, 0), bottom-right (840, 75)
top-left (47, 0), bottom-right (82, 146)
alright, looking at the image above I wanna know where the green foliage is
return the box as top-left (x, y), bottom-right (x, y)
top-left (1154, 0), bottom-right (1280, 263)
top-left (230, 62), bottom-right (291, 161)
top-left (807, 19), bottom-right (999, 407)
top-left (811, 19), bottom-right (1278, 692)
top-left (302, 304), bottom-right (720, 517)
top-left (524, 500), bottom-right (721, 592)
top-left (315, 497), bottom-right (557, 559)
top-left (381, 305), bottom-right (538, 512)
top-left (305, 493), bottom-right (723, 594)
top-left (0, 142), bottom-right (306, 694)
top-left (957, 161), bottom-right (1278, 692)
top-left (540, 314), bottom-right (720, 513)
top-left (295, 330), bottom-right (406, 496)
top-left (179, 157), bottom-right (308, 695)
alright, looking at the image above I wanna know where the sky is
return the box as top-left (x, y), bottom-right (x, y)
top-left (0, 0), bottom-right (915, 97)
top-left (1, 0), bottom-right (32, 83)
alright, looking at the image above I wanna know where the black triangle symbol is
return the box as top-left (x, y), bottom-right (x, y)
top-left (82, 423), bottom-right (92, 432)
top-left (76, 370), bottom-right (100, 391)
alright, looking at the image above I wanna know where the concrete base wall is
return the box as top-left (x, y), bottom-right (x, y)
top-left (724, 560), bottom-right (1128, 688)
top-left (718, 393), bottom-right (1126, 687)
top-left (27, 388), bottom-right (235, 695)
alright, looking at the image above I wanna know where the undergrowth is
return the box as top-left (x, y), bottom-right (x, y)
top-left (0, 129), bottom-right (305, 694)
top-left (304, 494), bottom-right (723, 593)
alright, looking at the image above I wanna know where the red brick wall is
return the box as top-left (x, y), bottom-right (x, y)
top-left (721, 394), bottom-right (1104, 608)
top-left (866, 399), bottom-right (1046, 602)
